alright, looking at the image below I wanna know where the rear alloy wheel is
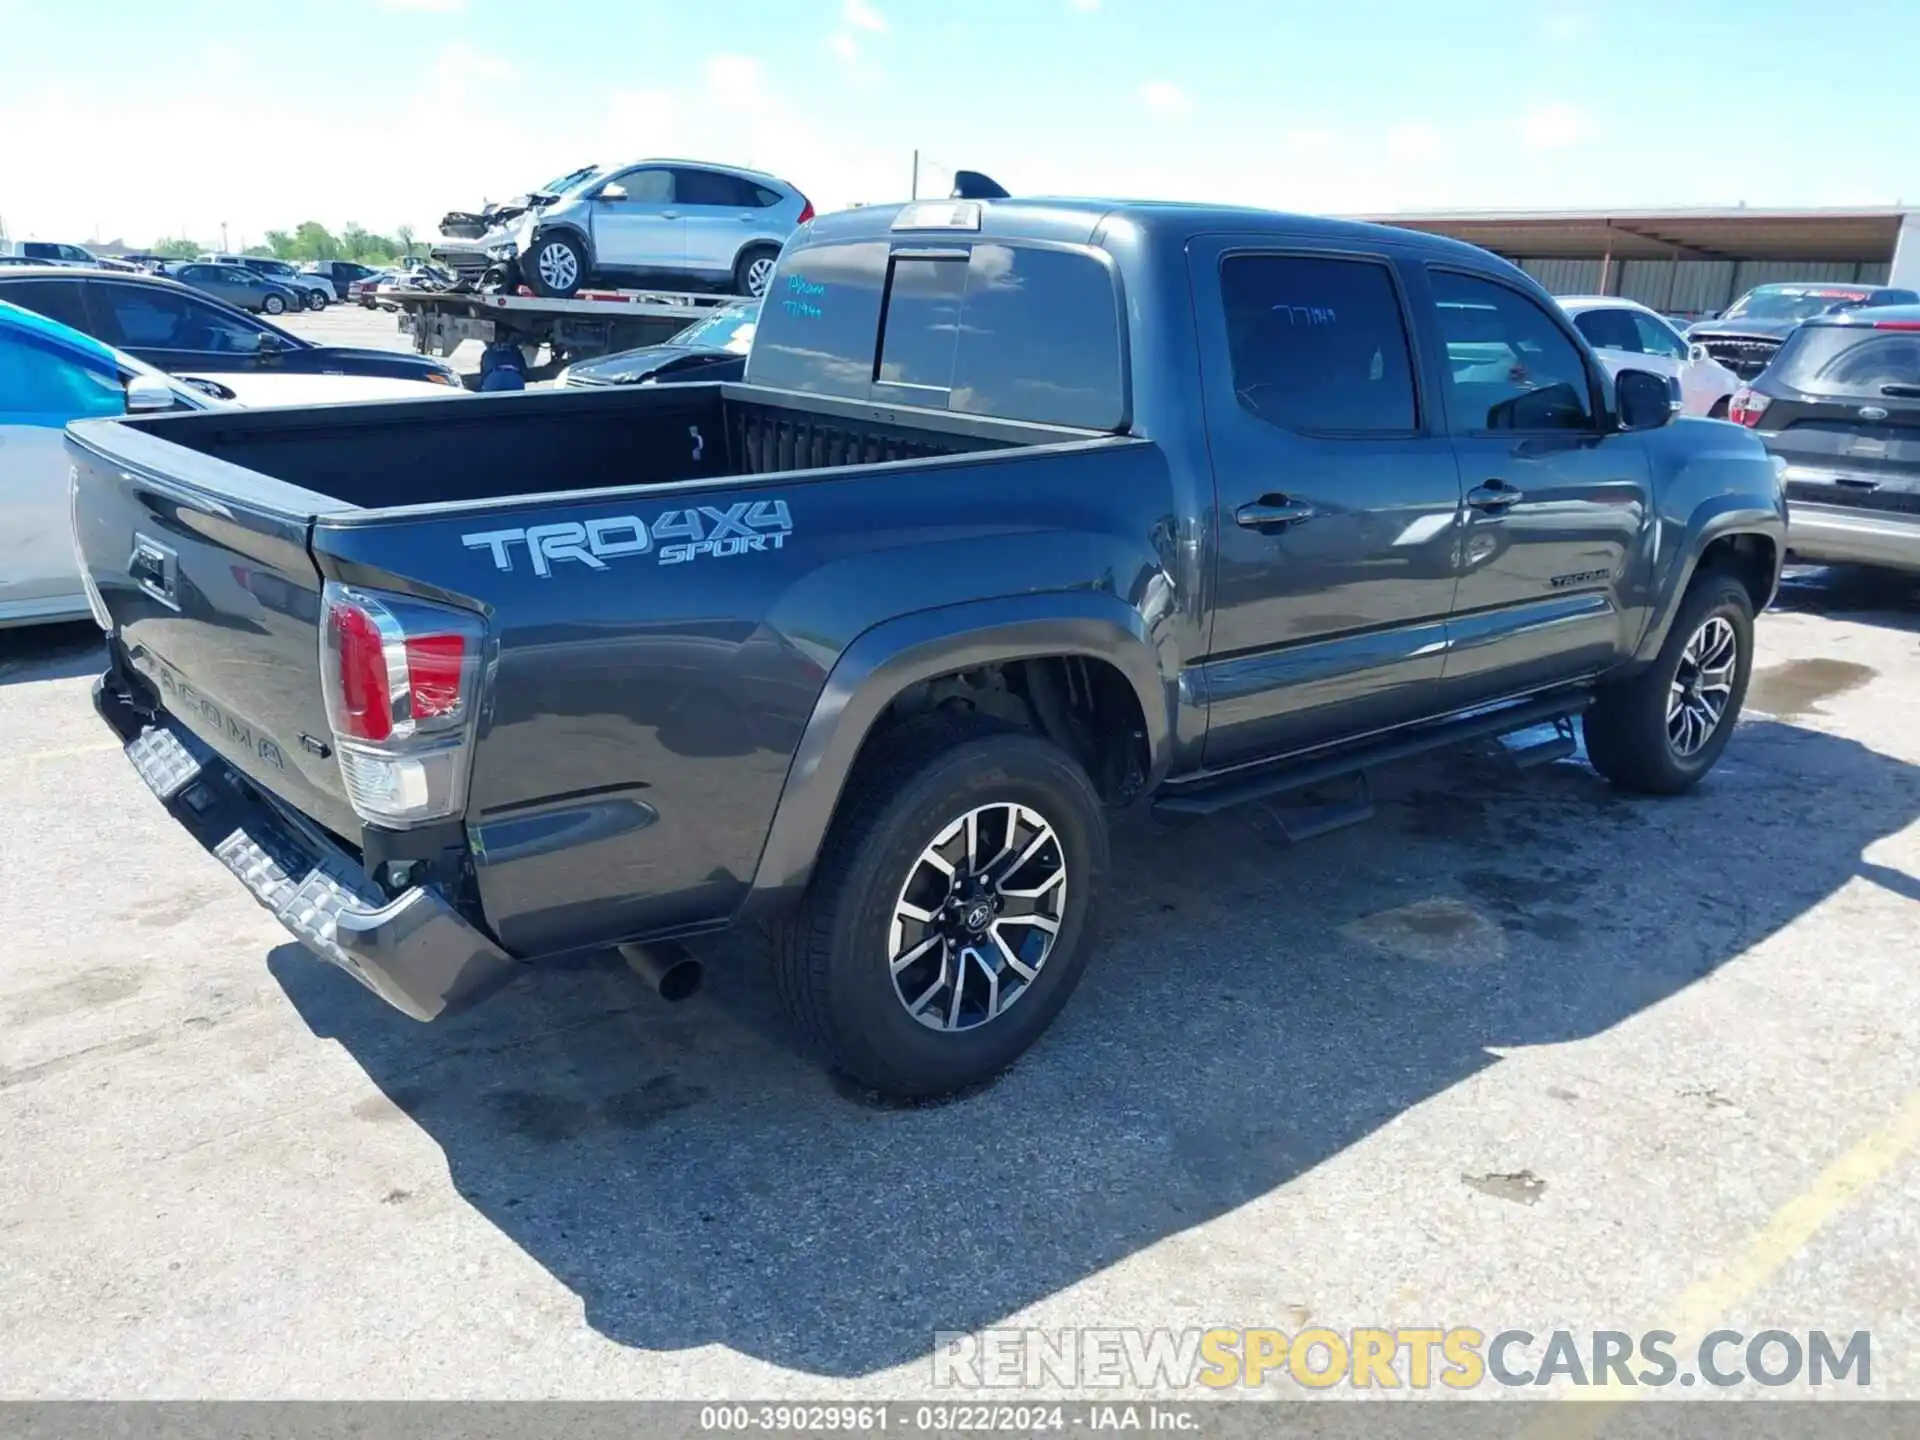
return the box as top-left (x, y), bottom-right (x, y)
top-left (262, 293), bottom-right (287, 315)
top-left (306, 290), bottom-right (328, 311)
top-left (734, 246), bottom-right (779, 298)
top-left (775, 714), bottom-right (1108, 1098)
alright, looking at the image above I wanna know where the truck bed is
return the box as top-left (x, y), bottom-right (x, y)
top-left (107, 382), bottom-right (1094, 513)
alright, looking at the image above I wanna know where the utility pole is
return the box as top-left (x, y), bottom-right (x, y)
top-left (911, 149), bottom-right (919, 201)
top-left (221, 221), bottom-right (229, 251)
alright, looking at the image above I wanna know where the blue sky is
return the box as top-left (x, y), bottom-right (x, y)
top-left (2, 0), bottom-right (1916, 247)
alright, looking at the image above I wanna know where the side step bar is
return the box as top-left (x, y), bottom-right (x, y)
top-left (1153, 692), bottom-right (1592, 820)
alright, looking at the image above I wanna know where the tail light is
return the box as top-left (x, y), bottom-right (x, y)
top-left (320, 582), bottom-right (486, 827)
top-left (796, 197), bottom-right (815, 226)
top-left (1729, 385), bottom-right (1771, 428)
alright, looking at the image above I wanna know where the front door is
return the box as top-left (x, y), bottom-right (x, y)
top-left (587, 166), bottom-right (686, 275)
top-left (1192, 241), bottom-right (1465, 768)
top-left (1421, 267), bottom-right (1652, 706)
top-left (87, 278), bottom-right (278, 373)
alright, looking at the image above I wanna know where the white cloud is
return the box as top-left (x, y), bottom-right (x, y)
top-left (1384, 121), bottom-right (1443, 160)
top-left (378, 0), bottom-right (464, 10)
top-left (1139, 80), bottom-right (1191, 117)
top-left (844, 0), bottom-right (886, 32)
top-left (1519, 102), bottom-right (1597, 152)
top-left (1539, 8), bottom-right (1591, 40)
top-left (829, 33), bottom-right (860, 63)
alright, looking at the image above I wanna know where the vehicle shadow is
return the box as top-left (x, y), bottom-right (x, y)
top-left (1773, 563), bottom-right (1920, 633)
top-left (0, 622), bottom-right (103, 687)
top-left (271, 715), bottom-right (1920, 1379)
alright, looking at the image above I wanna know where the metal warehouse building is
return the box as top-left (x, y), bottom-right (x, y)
top-left (1360, 207), bottom-right (1920, 316)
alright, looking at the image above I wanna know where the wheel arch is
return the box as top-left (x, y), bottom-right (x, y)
top-left (1633, 506), bottom-right (1784, 666)
top-left (745, 592), bottom-right (1176, 912)
top-left (527, 219), bottom-right (595, 272)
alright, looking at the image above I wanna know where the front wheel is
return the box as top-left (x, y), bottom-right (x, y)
top-left (1583, 570), bottom-right (1755, 794)
top-left (775, 714), bottom-right (1109, 1098)
top-left (525, 233), bottom-right (587, 298)
top-left (261, 293), bottom-right (287, 315)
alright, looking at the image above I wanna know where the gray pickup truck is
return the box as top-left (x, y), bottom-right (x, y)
top-left (69, 197), bottom-right (1787, 1098)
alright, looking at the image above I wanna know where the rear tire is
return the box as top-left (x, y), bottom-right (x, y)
top-left (1583, 570), bottom-right (1754, 795)
top-left (306, 290), bottom-right (328, 311)
top-left (774, 713), bottom-right (1109, 1098)
top-left (733, 245), bottom-right (780, 298)
top-left (525, 232), bottom-right (587, 298)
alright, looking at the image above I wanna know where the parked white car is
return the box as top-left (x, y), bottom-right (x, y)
top-left (1558, 295), bottom-right (1744, 418)
top-left (0, 299), bottom-right (462, 628)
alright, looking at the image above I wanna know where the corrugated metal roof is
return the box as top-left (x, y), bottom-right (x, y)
top-left (1353, 208), bottom-right (1910, 262)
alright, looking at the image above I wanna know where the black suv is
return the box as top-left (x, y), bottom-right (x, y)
top-left (1734, 303), bottom-right (1920, 572)
top-left (1691, 282), bottom-right (1920, 381)
top-left (0, 266), bottom-right (459, 385)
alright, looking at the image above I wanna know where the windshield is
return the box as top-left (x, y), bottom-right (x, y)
top-left (669, 304), bottom-right (760, 353)
top-left (1722, 286), bottom-right (1885, 323)
top-left (538, 164), bottom-right (601, 197)
top-left (1772, 324), bottom-right (1920, 397)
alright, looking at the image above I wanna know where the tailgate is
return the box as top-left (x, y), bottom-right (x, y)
top-left (66, 417), bottom-right (362, 840)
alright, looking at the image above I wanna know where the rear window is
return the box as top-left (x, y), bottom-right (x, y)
top-left (747, 238), bottom-right (1126, 430)
top-left (1772, 324), bottom-right (1920, 396)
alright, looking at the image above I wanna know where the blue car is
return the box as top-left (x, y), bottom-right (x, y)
top-left (0, 299), bottom-right (204, 627)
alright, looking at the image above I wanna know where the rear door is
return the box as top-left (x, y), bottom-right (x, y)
top-left (1190, 239), bottom-right (1464, 766)
top-left (1763, 319), bottom-right (1920, 513)
top-left (1421, 267), bottom-right (1650, 705)
top-left (671, 168), bottom-right (764, 277)
top-left (586, 166), bottom-right (685, 272)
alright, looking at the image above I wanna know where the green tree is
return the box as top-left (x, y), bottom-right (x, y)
top-left (293, 220), bottom-right (339, 260)
top-left (149, 237), bottom-right (201, 259)
top-left (396, 224), bottom-right (416, 258)
top-left (263, 229), bottom-right (294, 259)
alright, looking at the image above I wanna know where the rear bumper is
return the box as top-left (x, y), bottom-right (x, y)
top-left (95, 674), bottom-right (520, 1022)
top-left (1786, 500), bottom-right (1920, 573)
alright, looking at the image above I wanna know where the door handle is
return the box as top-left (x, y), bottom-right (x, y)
top-left (1467, 479), bottom-right (1523, 513)
top-left (1235, 496), bottom-right (1317, 532)
top-left (661, 210), bottom-right (680, 219)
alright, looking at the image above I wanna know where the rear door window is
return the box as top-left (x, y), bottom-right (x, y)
top-left (92, 281), bottom-right (268, 355)
top-left (1571, 307), bottom-right (1643, 353)
top-left (673, 169), bottom-right (759, 208)
top-left (1218, 253), bottom-right (1419, 433)
top-left (0, 277), bottom-right (92, 334)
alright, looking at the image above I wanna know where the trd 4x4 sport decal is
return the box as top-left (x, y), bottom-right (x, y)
top-left (462, 500), bottom-right (793, 576)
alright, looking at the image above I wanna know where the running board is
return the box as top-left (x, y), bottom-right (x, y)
top-left (1153, 692), bottom-right (1593, 819)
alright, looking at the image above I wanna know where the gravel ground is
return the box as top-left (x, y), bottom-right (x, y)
top-left (2, 567), bottom-right (1918, 1403)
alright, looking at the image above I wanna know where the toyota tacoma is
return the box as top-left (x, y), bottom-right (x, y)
top-left (69, 197), bottom-right (1787, 1097)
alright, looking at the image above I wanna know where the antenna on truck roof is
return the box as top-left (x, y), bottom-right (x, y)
top-left (950, 171), bottom-right (1010, 200)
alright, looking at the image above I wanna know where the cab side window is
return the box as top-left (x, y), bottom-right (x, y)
top-left (1219, 253), bottom-right (1419, 434)
top-left (1631, 312), bottom-right (1689, 360)
top-left (1432, 270), bottom-right (1596, 432)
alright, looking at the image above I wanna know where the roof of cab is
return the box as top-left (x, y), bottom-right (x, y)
top-left (805, 196), bottom-right (1522, 273)
top-left (0, 297), bottom-right (118, 373)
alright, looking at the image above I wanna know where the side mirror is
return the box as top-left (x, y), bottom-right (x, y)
top-left (1616, 368), bottom-right (1677, 431)
top-left (596, 183), bottom-right (628, 203)
top-left (124, 375), bottom-right (177, 413)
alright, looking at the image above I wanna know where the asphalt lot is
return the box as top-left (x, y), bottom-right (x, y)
top-left (278, 299), bottom-right (486, 372)
top-left (3, 569), bottom-right (1919, 1401)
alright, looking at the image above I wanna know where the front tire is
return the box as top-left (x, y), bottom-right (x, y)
top-left (262, 293), bottom-right (286, 315)
top-left (526, 232), bottom-right (587, 298)
top-left (1583, 570), bottom-right (1754, 794)
top-left (775, 714), bottom-right (1109, 1098)
top-left (734, 245), bottom-right (780, 298)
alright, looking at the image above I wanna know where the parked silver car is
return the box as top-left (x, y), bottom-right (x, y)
top-left (489, 160), bottom-right (813, 300)
top-left (199, 253), bottom-right (333, 309)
